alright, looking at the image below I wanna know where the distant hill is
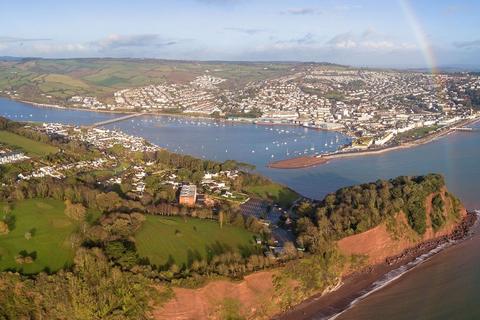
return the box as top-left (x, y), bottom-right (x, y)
top-left (0, 56), bottom-right (35, 61)
top-left (0, 57), bottom-right (306, 104)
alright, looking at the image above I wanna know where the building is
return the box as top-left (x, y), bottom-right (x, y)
top-left (0, 151), bottom-right (28, 165)
top-left (179, 184), bottom-right (197, 206)
top-left (374, 131), bottom-right (395, 146)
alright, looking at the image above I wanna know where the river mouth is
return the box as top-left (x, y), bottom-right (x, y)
top-left (3, 97), bottom-right (480, 320)
top-left (2, 97), bottom-right (480, 206)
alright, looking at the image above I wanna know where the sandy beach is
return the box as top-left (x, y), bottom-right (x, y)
top-left (268, 155), bottom-right (330, 169)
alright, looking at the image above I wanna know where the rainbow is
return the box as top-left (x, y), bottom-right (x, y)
top-left (399, 0), bottom-right (447, 103)
top-left (398, 0), bottom-right (438, 74)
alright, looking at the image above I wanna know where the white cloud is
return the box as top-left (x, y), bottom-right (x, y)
top-left (224, 27), bottom-right (266, 35)
top-left (29, 43), bottom-right (89, 54)
top-left (92, 34), bottom-right (177, 50)
top-left (0, 36), bottom-right (51, 43)
top-left (326, 30), bottom-right (417, 51)
top-left (281, 8), bottom-right (320, 15)
top-left (453, 39), bottom-right (480, 49)
top-left (334, 4), bottom-right (363, 11)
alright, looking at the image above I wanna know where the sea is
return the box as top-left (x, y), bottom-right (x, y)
top-left (1, 97), bottom-right (480, 320)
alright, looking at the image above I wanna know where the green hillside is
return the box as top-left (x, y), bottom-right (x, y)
top-left (0, 198), bottom-right (79, 274)
top-left (136, 216), bottom-right (257, 267)
top-left (0, 58), bottom-right (298, 104)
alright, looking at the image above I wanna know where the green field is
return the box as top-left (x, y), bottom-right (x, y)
top-left (396, 125), bottom-right (440, 141)
top-left (0, 58), bottom-right (298, 104)
top-left (0, 198), bottom-right (79, 274)
top-left (0, 130), bottom-right (58, 156)
top-left (244, 183), bottom-right (299, 208)
top-left (135, 216), bottom-right (257, 267)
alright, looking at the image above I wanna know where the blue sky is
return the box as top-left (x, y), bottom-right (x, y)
top-left (1, 0), bottom-right (479, 67)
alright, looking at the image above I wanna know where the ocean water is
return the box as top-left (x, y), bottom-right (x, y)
top-left (335, 229), bottom-right (480, 320)
top-left (1, 97), bottom-right (480, 319)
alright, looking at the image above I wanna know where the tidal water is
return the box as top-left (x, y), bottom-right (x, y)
top-left (336, 229), bottom-right (480, 320)
top-left (1, 97), bottom-right (480, 319)
top-left (105, 115), bottom-right (349, 167)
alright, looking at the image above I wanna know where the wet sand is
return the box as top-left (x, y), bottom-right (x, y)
top-left (273, 213), bottom-right (476, 320)
top-left (268, 155), bottom-right (329, 169)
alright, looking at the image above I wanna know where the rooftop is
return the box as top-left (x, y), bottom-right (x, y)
top-left (180, 184), bottom-right (197, 197)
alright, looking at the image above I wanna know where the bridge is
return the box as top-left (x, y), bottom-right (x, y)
top-left (88, 113), bottom-right (143, 128)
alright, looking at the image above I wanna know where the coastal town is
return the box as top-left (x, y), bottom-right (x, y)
top-left (2, 0), bottom-right (480, 317)
top-left (1, 121), bottom-right (295, 249)
top-left (32, 66), bottom-right (480, 151)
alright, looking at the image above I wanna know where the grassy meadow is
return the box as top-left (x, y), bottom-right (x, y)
top-left (0, 130), bottom-right (58, 156)
top-left (244, 183), bottom-right (299, 208)
top-left (0, 198), bottom-right (79, 274)
top-left (135, 216), bottom-right (257, 267)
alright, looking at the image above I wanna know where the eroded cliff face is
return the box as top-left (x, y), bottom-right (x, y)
top-left (337, 188), bottom-right (467, 265)
top-left (153, 188), bottom-right (468, 320)
top-left (152, 271), bottom-right (278, 320)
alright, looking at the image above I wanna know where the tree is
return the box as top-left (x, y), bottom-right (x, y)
top-left (2, 204), bottom-right (11, 215)
top-left (64, 200), bottom-right (86, 221)
top-left (95, 192), bottom-right (122, 212)
top-left (283, 241), bottom-right (297, 259)
top-left (105, 240), bottom-right (139, 269)
top-left (219, 211), bottom-right (224, 229)
top-left (0, 221), bottom-right (9, 235)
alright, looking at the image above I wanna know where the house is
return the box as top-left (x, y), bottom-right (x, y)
top-left (0, 151), bottom-right (28, 165)
top-left (179, 184), bottom-right (197, 206)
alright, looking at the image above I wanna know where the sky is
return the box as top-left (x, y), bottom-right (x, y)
top-left (0, 0), bottom-right (479, 68)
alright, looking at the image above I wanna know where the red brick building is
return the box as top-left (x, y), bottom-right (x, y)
top-left (179, 184), bottom-right (197, 207)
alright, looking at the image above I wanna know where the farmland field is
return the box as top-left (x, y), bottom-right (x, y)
top-left (135, 216), bottom-right (258, 267)
top-left (0, 58), bottom-right (298, 104)
top-left (0, 198), bottom-right (79, 274)
top-left (0, 130), bottom-right (58, 156)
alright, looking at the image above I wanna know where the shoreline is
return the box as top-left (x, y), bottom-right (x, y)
top-left (269, 116), bottom-right (480, 169)
top-left (3, 96), bottom-right (480, 319)
top-left (4, 95), bottom-right (354, 132)
top-left (274, 212), bottom-right (478, 320)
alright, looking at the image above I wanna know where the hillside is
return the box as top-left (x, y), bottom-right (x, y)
top-left (295, 174), bottom-right (464, 252)
top-left (0, 119), bottom-right (471, 320)
top-left (337, 186), bottom-right (466, 264)
top-left (153, 174), bottom-right (472, 319)
top-left (0, 58), bottom-right (300, 104)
